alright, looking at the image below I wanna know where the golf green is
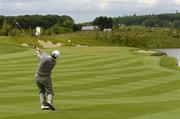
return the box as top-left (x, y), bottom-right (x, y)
top-left (0, 45), bottom-right (180, 119)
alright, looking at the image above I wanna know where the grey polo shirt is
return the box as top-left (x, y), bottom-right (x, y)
top-left (35, 53), bottom-right (56, 78)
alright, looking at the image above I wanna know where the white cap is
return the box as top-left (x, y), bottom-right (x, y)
top-left (51, 50), bottom-right (60, 59)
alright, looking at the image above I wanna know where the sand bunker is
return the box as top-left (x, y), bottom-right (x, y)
top-left (38, 40), bottom-right (63, 48)
top-left (21, 43), bottom-right (29, 47)
top-left (135, 50), bottom-right (165, 56)
top-left (135, 50), bottom-right (158, 54)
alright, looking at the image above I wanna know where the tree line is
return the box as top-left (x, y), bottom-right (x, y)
top-left (0, 15), bottom-right (82, 36)
top-left (113, 13), bottom-right (180, 29)
top-left (0, 13), bottom-right (180, 36)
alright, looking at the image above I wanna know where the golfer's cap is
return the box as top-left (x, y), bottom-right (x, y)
top-left (51, 50), bottom-right (60, 59)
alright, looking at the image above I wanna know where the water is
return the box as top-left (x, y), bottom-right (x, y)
top-left (158, 49), bottom-right (180, 66)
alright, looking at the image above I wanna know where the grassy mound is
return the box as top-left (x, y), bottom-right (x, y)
top-left (160, 56), bottom-right (180, 70)
top-left (1, 42), bottom-right (180, 119)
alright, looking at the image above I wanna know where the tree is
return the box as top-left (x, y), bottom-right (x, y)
top-left (93, 16), bottom-right (113, 31)
top-left (62, 19), bottom-right (74, 28)
top-left (50, 24), bottom-right (61, 35)
top-left (2, 18), bottom-right (12, 36)
top-left (142, 18), bottom-right (159, 27)
top-left (173, 20), bottom-right (180, 29)
top-left (73, 24), bottom-right (82, 32)
top-left (0, 16), bottom-right (4, 28)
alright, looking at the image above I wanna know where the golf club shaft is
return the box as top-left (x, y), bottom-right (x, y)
top-left (16, 23), bottom-right (36, 48)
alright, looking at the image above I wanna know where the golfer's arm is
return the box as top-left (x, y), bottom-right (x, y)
top-left (36, 48), bottom-right (44, 57)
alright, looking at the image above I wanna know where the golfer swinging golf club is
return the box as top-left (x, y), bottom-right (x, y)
top-left (35, 47), bottom-right (60, 111)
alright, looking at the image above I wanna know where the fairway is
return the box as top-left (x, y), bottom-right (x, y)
top-left (0, 44), bottom-right (180, 119)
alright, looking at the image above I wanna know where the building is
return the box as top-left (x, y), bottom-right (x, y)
top-left (82, 26), bottom-right (99, 31)
top-left (178, 61), bottom-right (180, 67)
top-left (35, 26), bottom-right (41, 36)
top-left (119, 23), bottom-right (126, 27)
top-left (103, 28), bottom-right (112, 32)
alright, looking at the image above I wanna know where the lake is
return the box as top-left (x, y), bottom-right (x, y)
top-left (158, 49), bottom-right (180, 66)
top-left (158, 49), bottom-right (180, 60)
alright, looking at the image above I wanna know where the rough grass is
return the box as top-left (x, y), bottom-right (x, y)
top-left (2, 26), bottom-right (180, 49)
top-left (159, 56), bottom-right (180, 70)
top-left (1, 41), bottom-right (180, 119)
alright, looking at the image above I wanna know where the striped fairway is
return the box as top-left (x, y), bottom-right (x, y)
top-left (0, 45), bottom-right (180, 119)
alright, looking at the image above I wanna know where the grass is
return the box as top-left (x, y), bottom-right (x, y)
top-left (1, 26), bottom-right (180, 49)
top-left (1, 40), bottom-right (180, 119)
top-left (160, 56), bottom-right (180, 70)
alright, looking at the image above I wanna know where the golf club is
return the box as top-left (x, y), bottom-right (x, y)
top-left (15, 22), bottom-right (36, 48)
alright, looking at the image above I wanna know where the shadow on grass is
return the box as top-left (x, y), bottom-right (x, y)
top-left (2, 99), bottom-right (180, 119)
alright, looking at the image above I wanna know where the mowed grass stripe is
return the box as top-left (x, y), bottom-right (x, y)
top-left (61, 55), bottom-right (139, 65)
top-left (56, 59), bottom-right (143, 73)
top-left (2, 78), bottom-right (180, 105)
top-left (53, 66), bottom-right (153, 86)
top-left (1, 62), bottom-right (142, 76)
top-left (0, 66), bottom-right (174, 94)
top-left (55, 75), bottom-right (179, 98)
top-left (0, 59), bottom-right (37, 66)
top-left (0, 64), bottom-right (150, 87)
top-left (1, 46), bottom-right (180, 119)
top-left (54, 64), bottom-right (168, 80)
top-left (1, 67), bottom-right (157, 93)
top-left (55, 70), bottom-right (173, 86)
top-left (0, 70), bottom-right (174, 97)
top-left (1, 60), bottom-right (146, 84)
top-left (1, 57), bottom-right (137, 70)
top-left (0, 50), bottom-right (134, 64)
top-left (1, 70), bottom-right (35, 76)
top-left (1, 99), bottom-right (180, 119)
top-left (53, 71), bottom-right (173, 92)
top-left (1, 56), bottom-right (137, 66)
top-left (0, 66), bottom-right (152, 89)
top-left (56, 73), bottom-right (177, 93)
top-left (2, 82), bottom-right (180, 104)
top-left (61, 76), bottom-right (180, 99)
top-left (120, 78), bottom-right (180, 97)
top-left (54, 95), bottom-right (180, 106)
top-left (0, 80), bottom-right (33, 88)
top-left (0, 55), bottom-right (138, 69)
top-left (1, 65), bottom-right (149, 81)
top-left (2, 68), bottom-right (36, 72)
top-left (58, 57), bottom-right (142, 69)
top-left (0, 50), bottom-right (33, 60)
top-left (2, 57), bottom-right (143, 75)
top-left (2, 89), bottom-right (180, 105)
top-left (61, 54), bottom-right (122, 64)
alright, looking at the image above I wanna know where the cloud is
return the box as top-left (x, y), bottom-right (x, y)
top-left (0, 0), bottom-right (180, 23)
top-left (98, 0), bottom-right (110, 10)
top-left (14, 2), bottom-right (25, 7)
top-left (175, 0), bottom-right (180, 5)
top-left (92, 0), bottom-right (180, 7)
top-left (0, 0), bottom-right (44, 3)
top-left (106, 0), bottom-right (158, 7)
top-left (136, 0), bottom-right (158, 7)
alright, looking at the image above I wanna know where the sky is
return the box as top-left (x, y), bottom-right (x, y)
top-left (0, 0), bottom-right (180, 23)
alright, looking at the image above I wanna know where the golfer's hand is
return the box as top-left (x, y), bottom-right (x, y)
top-left (36, 47), bottom-right (39, 51)
top-left (35, 47), bottom-right (40, 54)
top-left (36, 47), bottom-right (43, 55)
